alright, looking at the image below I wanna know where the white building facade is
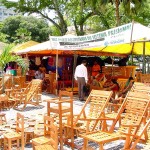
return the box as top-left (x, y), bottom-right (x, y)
top-left (0, 4), bottom-right (17, 21)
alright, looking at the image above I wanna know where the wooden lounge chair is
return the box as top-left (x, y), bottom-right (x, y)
top-left (130, 119), bottom-right (150, 150)
top-left (32, 116), bottom-right (58, 150)
top-left (105, 91), bottom-right (150, 133)
top-left (4, 113), bottom-right (24, 150)
top-left (64, 90), bottom-right (113, 147)
top-left (80, 94), bottom-right (150, 150)
top-left (12, 79), bottom-right (42, 111)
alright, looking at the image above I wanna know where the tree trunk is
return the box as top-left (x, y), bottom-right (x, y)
top-left (115, 0), bottom-right (120, 26)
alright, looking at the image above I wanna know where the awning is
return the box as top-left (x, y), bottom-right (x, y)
top-left (12, 40), bottom-right (39, 53)
top-left (14, 22), bottom-right (150, 56)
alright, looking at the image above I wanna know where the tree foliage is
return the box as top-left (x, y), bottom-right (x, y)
top-left (0, 44), bottom-right (28, 73)
top-left (1, 0), bottom-right (150, 36)
top-left (0, 15), bottom-right (51, 43)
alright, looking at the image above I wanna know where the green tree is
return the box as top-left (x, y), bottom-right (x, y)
top-left (0, 16), bottom-right (51, 43)
top-left (1, 0), bottom-right (68, 35)
top-left (88, 0), bottom-right (148, 26)
top-left (13, 28), bottom-right (31, 44)
top-left (0, 22), bottom-right (8, 43)
top-left (0, 45), bottom-right (28, 74)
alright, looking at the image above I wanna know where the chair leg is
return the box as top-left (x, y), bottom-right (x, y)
top-left (4, 138), bottom-right (7, 150)
top-left (83, 139), bottom-right (88, 150)
top-left (99, 143), bottom-right (104, 150)
top-left (21, 138), bottom-right (24, 150)
top-left (17, 139), bottom-right (19, 149)
top-left (8, 139), bottom-right (11, 150)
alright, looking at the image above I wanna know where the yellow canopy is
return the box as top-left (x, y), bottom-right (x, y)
top-left (83, 41), bottom-right (150, 55)
top-left (12, 40), bottom-right (39, 53)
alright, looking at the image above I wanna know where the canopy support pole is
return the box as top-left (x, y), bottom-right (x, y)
top-left (142, 42), bottom-right (146, 74)
top-left (72, 52), bottom-right (77, 91)
top-left (55, 49), bottom-right (58, 95)
top-left (131, 43), bottom-right (134, 65)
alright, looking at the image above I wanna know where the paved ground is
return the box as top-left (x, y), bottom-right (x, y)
top-left (1, 92), bottom-right (144, 150)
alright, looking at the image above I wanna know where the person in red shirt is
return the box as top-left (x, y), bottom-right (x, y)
top-left (92, 61), bottom-right (100, 77)
top-left (104, 78), bottom-right (120, 99)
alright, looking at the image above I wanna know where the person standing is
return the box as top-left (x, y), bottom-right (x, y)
top-left (74, 60), bottom-right (88, 101)
top-left (91, 61), bottom-right (100, 77)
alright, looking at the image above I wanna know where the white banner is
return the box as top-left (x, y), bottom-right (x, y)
top-left (50, 23), bottom-right (132, 50)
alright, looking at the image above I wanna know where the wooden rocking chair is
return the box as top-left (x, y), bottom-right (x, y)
top-left (4, 113), bottom-right (24, 150)
top-left (80, 94), bottom-right (150, 150)
top-left (12, 79), bottom-right (42, 111)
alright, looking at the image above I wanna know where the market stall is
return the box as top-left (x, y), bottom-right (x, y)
top-left (14, 22), bottom-right (150, 93)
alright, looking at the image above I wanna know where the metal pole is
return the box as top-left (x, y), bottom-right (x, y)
top-left (142, 42), bottom-right (146, 74)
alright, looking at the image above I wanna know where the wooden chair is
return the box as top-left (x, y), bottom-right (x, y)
top-left (130, 119), bottom-right (150, 150)
top-left (131, 82), bottom-right (150, 93)
top-left (45, 90), bottom-right (74, 150)
top-left (3, 113), bottom-right (24, 150)
top-left (141, 74), bottom-right (150, 83)
top-left (0, 75), bottom-right (12, 94)
top-left (80, 94), bottom-right (150, 150)
top-left (105, 91), bottom-right (150, 133)
top-left (32, 116), bottom-right (58, 150)
top-left (0, 113), bottom-right (7, 124)
top-left (12, 79), bottom-right (42, 111)
top-left (117, 78), bottom-right (128, 92)
top-left (73, 90), bottom-right (112, 131)
top-left (64, 90), bottom-right (113, 148)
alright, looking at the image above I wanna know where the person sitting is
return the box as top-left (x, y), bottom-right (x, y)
top-left (104, 78), bottom-right (120, 99)
top-left (118, 77), bottom-right (134, 98)
top-left (92, 61), bottom-right (100, 77)
top-left (91, 76), bottom-right (100, 87)
top-left (112, 77), bottom-right (134, 104)
top-left (35, 68), bottom-right (44, 80)
top-left (39, 64), bottom-right (46, 74)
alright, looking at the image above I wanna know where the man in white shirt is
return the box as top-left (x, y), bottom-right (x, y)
top-left (74, 60), bottom-right (88, 101)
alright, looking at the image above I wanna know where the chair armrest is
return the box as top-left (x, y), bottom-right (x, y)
top-left (79, 117), bottom-right (115, 121)
top-left (121, 124), bottom-right (139, 127)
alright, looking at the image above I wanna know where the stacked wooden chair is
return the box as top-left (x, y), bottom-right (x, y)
top-left (45, 90), bottom-right (74, 150)
top-left (12, 79), bottom-right (42, 111)
top-left (3, 113), bottom-right (24, 150)
top-left (32, 116), bottom-right (58, 150)
top-left (80, 92), bottom-right (150, 150)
